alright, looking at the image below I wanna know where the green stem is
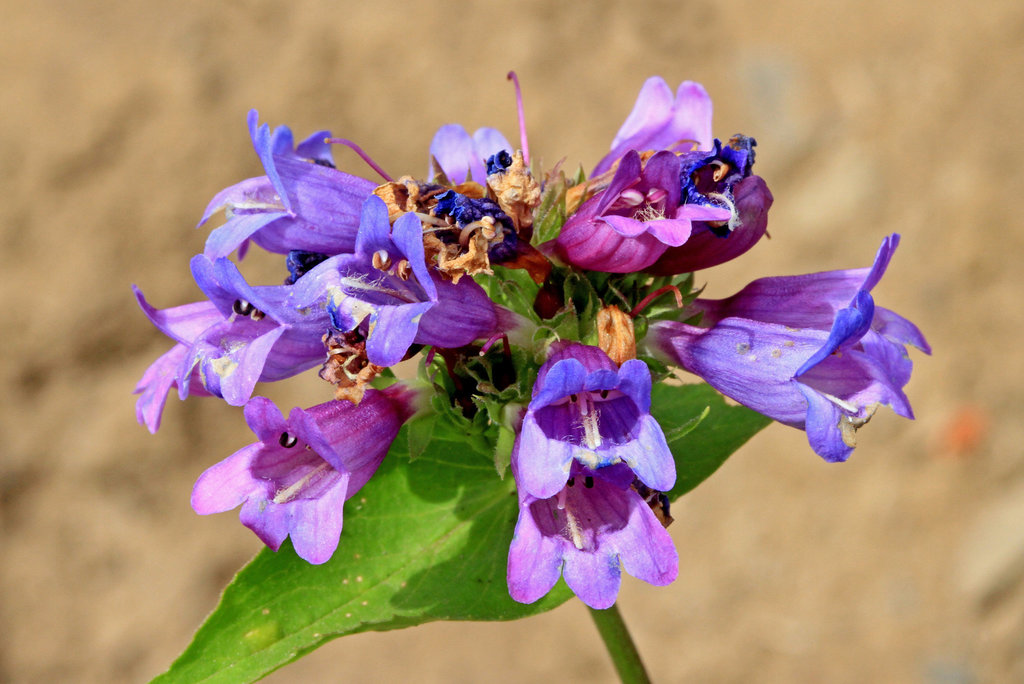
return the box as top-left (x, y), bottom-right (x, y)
top-left (588, 603), bottom-right (652, 684)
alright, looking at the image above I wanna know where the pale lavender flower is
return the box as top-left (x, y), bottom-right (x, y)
top-left (305, 195), bottom-right (499, 367)
top-left (428, 124), bottom-right (511, 184)
top-left (593, 77), bottom-right (713, 176)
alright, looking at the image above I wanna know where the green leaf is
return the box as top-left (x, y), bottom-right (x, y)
top-left (650, 382), bottom-right (772, 499)
top-left (155, 383), bottom-right (769, 683)
top-left (154, 426), bottom-right (572, 684)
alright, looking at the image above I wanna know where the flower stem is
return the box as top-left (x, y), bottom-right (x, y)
top-left (588, 603), bottom-right (652, 684)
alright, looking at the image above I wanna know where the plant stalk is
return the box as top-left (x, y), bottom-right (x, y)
top-left (588, 603), bottom-right (652, 684)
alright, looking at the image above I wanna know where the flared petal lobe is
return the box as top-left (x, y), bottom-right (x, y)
top-left (647, 174), bottom-right (773, 275)
top-left (317, 196), bottom-right (498, 367)
top-left (200, 111), bottom-right (375, 260)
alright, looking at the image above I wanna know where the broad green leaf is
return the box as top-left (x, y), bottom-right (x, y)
top-left (651, 382), bottom-right (772, 499)
top-left (154, 429), bottom-right (572, 684)
top-left (155, 384), bottom-right (769, 683)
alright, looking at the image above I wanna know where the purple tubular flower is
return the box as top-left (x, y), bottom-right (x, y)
top-left (550, 150), bottom-right (730, 273)
top-left (191, 384), bottom-right (420, 564)
top-left (181, 255), bottom-right (332, 404)
top-left (305, 196), bottom-right (498, 367)
top-left (428, 124), bottom-right (512, 184)
top-left (647, 174), bottom-right (773, 275)
top-left (507, 459), bottom-right (678, 610)
top-left (515, 343), bottom-right (675, 499)
top-left (200, 110), bottom-right (375, 260)
top-left (133, 253), bottom-right (332, 415)
top-left (647, 235), bottom-right (930, 462)
top-left (593, 77), bottom-right (713, 176)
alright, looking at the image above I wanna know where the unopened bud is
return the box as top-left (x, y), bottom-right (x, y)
top-left (597, 305), bottom-right (636, 365)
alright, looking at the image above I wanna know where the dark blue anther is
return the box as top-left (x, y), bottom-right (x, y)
top-left (678, 141), bottom-right (723, 208)
top-left (433, 189), bottom-right (520, 264)
top-left (485, 149), bottom-right (514, 175)
top-left (487, 227), bottom-right (519, 264)
top-left (657, 493), bottom-right (671, 519)
top-left (722, 135), bottom-right (756, 177)
top-left (285, 250), bottom-right (330, 285)
top-left (433, 190), bottom-right (514, 231)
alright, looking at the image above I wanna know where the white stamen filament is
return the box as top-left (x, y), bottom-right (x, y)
top-left (577, 393), bottom-right (603, 449)
top-left (272, 461), bottom-right (333, 504)
top-left (564, 509), bottom-right (585, 551)
top-left (617, 189), bottom-right (645, 207)
top-left (646, 187), bottom-right (667, 204)
top-left (819, 391), bottom-right (860, 414)
top-left (705, 191), bottom-right (739, 230)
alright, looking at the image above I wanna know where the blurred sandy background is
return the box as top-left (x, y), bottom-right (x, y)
top-left (2, 1), bottom-right (1022, 681)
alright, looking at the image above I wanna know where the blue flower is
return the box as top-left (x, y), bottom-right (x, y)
top-left (515, 342), bottom-right (675, 499)
top-left (301, 196), bottom-right (499, 367)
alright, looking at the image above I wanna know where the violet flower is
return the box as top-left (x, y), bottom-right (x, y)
top-left (428, 124), bottom-right (512, 184)
top-left (647, 235), bottom-right (930, 462)
top-left (200, 110), bottom-right (375, 260)
top-left (191, 384), bottom-right (421, 564)
top-left (303, 195), bottom-right (499, 367)
top-left (593, 77), bottom-right (713, 176)
top-left (507, 458), bottom-right (678, 610)
top-left (515, 342), bottom-right (675, 500)
top-left (550, 150), bottom-right (731, 273)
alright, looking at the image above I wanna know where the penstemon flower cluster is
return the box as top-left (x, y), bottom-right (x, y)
top-left (136, 74), bottom-right (929, 612)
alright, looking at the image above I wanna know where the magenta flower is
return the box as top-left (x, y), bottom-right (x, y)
top-left (200, 110), bottom-right (375, 260)
top-left (593, 77), bottom-right (713, 176)
top-left (647, 235), bottom-right (930, 462)
top-left (191, 384), bottom-right (421, 564)
top-left (507, 459), bottom-right (678, 610)
top-left (550, 150), bottom-right (730, 273)
top-left (514, 342), bottom-right (675, 500)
